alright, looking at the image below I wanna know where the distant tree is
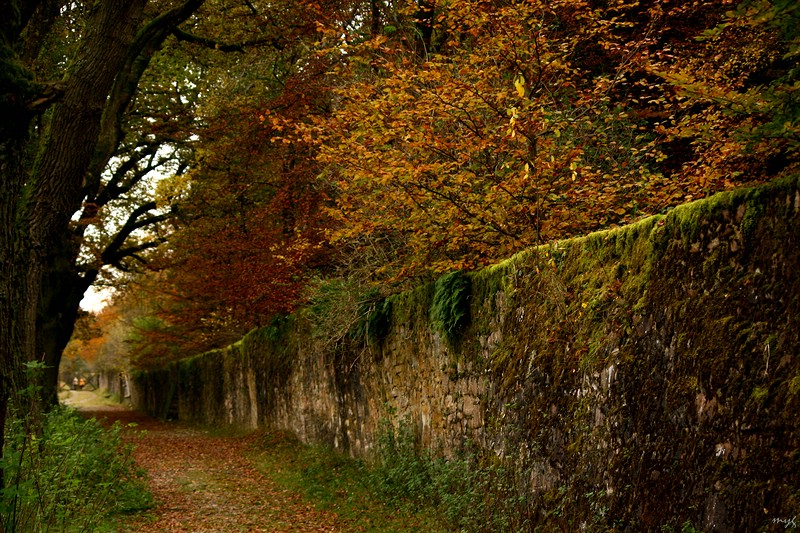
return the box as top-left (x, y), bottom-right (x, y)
top-left (62, 305), bottom-right (126, 371)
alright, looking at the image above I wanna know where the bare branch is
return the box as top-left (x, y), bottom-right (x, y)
top-left (171, 28), bottom-right (244, 52)
top-left (100, 201), bottom-right (171, 267)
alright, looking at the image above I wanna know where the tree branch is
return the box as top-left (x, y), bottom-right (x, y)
top-left (91, 142), bottom-right (160, 204)
top-left (110, 240), bottom-right (166, 269)
top-left (171, 28), bottom-right (244, 52)
top-left (172, 27), bottom-right (289, 52)
top-left (88, 0), bottom-right (206, 189)
top-left (95, 143), bottom-right (160, 205)
top-left (19, 0), bottom-right (62, 65)
top-left (25, 80), bottom-right (66, 112)
top-left (100, 201), bottom-right (171, 267)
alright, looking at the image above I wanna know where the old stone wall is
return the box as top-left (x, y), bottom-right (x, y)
top-left (132, 175), bottom-right (800, 531)
top-left (96, 370), bottom-right (131, 402)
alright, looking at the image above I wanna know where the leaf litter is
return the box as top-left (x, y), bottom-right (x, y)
top-left (82, 409), bottom-right (341, 532)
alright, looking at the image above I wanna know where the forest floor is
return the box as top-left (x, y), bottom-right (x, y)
top-left (63, 391), bottom-right (351, 532)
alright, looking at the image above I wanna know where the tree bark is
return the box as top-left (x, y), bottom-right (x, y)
top-left (0, 1), bottom-right (40, 480)
top-left (2, 0), bottom-right (207, 437)
top-left (22, 0), bottom-right (149, 409)
top-left (36, 228), bottom-right (93, 405)
top-left (31, 0), bottom-right (206, 402)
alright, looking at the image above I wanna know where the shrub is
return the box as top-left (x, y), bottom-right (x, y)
top-left (368, 418), bottom-right (532, 532)
top-left (1, 406), bottom-right (151, 532)
top-left (369, 419), bottom-right (435, 507)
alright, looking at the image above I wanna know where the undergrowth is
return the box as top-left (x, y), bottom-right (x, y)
top-left (306, 278), bottom-right (391, 349)
top-left (252, 430), bottom-right (447, 532)
top-left (369, 419), bottom-right (532, 532)
top-left (253, 419), bottom-right (533, 533)
top-left (0, 404), bottom-right (151, 532)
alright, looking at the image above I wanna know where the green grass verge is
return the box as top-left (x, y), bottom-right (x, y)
top-left (250, 431), bottom-right (450, 532)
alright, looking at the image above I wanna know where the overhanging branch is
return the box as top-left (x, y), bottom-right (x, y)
top-left (100, 201), bottom-right (171, 267)
top-left (89, 0), bottom-right (206, 185)
top-left (26, 80), bottom-right (66, 112)
top-left (171, 27), bottom-right (286, 52)
top-left (171, 28), bottom-right (243, 52)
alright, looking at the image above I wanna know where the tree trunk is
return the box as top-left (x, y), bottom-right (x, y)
top-left (4, 0), bottom-right (151, 411)
top-left (20, 0), bottom-right (148, 412)
top-left (36, 229), bottom-right (94, 405)
top-left (29, 0), bottom-right (206, 403)
top-left (0, 31), bottom-right (38, 485)
top-left (3, 0), bottom-right (208, 437)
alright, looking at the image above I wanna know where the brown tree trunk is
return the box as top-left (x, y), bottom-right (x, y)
top-left (29, 0), bottom-right (205, 403)
top-left (2, 0), bottom-right (205, 452)
top-left (36, 235), bottom-right (94, 405)
top-left (19, 0), bottom-right (148, 412)
top-left (0, 49), bottom-right (37, 488)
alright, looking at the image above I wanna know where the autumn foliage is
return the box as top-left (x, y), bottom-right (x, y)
top-left (281, 0), bottom-right (797, 280)
top-left (120, 0), bottom-right (799, 367)
top-left (120, 1), bottom-right (347, 365)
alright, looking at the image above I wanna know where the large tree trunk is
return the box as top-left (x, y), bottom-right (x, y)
top-left (2, 0), bottom-right (206, 443)
top-left (24, 0), bottom-right (148, 407)
top-left (36, 230), bottom-right (94, 405)
top-left (0, 118), bottom-right (33, 474)
top-left (28, 0), bottom-right (206, 403)
top-left (0, 11), bottom-right (39, 480)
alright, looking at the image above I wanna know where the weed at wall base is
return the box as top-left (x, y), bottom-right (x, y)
top-left (368, 418), bottom-right (533, 532)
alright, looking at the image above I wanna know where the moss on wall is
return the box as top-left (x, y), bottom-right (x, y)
top-left (133, 174), bottom-right (800, 531)
top-left (430, 271), bottom-right (472, 346)
top-left (455, 175), bottom-right (800, 530)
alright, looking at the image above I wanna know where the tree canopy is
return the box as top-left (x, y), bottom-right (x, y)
top-left (120, 0), bottom-right (799, 366)
top-left (288, 0), bottom-right (798, 279)
top-left (3, 0), bottom-right (797, 383)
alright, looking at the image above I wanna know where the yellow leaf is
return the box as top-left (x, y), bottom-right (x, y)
top-left (514, 75), bottom-right (526, 98)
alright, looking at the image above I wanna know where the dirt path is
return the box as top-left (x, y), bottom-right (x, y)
top-left (75, 403), bottom-right (343, 532)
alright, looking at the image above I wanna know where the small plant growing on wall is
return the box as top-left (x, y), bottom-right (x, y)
top-left (430, 271), bottom-right (471, 345)
top-left (364, 296), bottom-right (392, 348)
top-left (348, 290), bottom-right (392, 348)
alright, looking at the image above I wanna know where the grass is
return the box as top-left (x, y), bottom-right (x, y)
top-left (58, 388), bottom-right (127, 409)
top-left (249, 421), bottom-right (537, 532)
top-left (249, 431), bottom-right (450, 532)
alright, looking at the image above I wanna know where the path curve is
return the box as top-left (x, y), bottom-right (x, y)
top-left (78, 406), bottom-right (342, 532)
